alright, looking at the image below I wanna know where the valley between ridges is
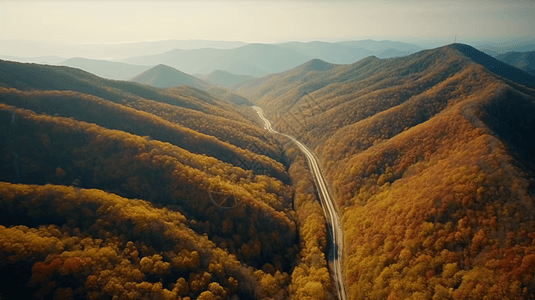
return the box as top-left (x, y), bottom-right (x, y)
top-left (254, 106), bottom-right (347, 300)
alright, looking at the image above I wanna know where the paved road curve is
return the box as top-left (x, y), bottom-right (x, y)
top-left (253, 106), bottom-right (347, 300)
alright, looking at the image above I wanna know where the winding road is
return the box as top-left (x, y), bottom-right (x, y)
top-left (253, 106), bottom-right (347, 300)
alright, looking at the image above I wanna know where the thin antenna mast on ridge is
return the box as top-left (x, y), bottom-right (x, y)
top-left (454, 35), bottom-right (457, 43)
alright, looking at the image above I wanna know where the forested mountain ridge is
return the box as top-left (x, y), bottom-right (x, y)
top-left (453, 44), bottom-right (535, 88)
top-left (232, 58), bottom-right (339, 103)
top-left (0, 60), bottom-right (334, 299)
top-left (242, 44), bottom-right (534, 149)
top-left (246, 44), bottom-right (535, 299)
top-left (0, 59), bottom-right (281, 159)
top-left (0, 59), bottom-right (218, 114)
top-left (2, 42), bottom-right (535, 300)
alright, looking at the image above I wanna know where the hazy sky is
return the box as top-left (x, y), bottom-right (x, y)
top-left (1, 0), bottom-right (533, 44)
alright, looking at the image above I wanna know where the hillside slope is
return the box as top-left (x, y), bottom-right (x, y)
top-left (0, 59), bottom-right (279, 159)
top-left (241, 45), bottom-right (534, 146)
top-left (250, 44), bottom-right (535, 299)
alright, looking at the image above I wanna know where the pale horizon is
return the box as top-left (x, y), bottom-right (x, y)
top-left (1, 0), bottom-right (533, 45)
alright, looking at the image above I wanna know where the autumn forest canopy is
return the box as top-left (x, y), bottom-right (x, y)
top-left (1, 42), bottom-right (535, 300)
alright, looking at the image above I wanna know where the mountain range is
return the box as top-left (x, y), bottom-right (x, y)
top-left (476, 39), bottom-right (535, 57)
top-left (0, 42), bottom-right (534, 300)
top-left (236, 43), bottom-right (535, 299)
top-left (0, 39), bottom-right (248, 59)
top-left (120, 40), bottom-right (424, 77)
top-left (497, 51), bottom-right (535, 76)
top-left (3, 37), bottom-right (535, 78)
top-left (60, 57), bottom-right (153, 80)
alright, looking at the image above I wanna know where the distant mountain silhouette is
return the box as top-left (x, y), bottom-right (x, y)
top-left (452, 44), bottom-right (534, 88)
top-left (338, 39), bottom-right (423, 53)
top-left (202, 70), bottom-right (254, 87)
top-left (0, 39), bottom-right (248, 60)
top-left (0, 38), bottom-right (425, 63)
top-left (60, 57), bottom-right (153, 80)
top-left (514, 44), bottom-right (535, 52)
top-left (0, 55), bottom-right (66, 65)
top-left (496, 51), bottom-right (535, 76)
top-left (278, 41), bottom-right (374, 64)
top-left (476, 39), bottom-right (535, 57)
top-left (122, 40), bottom-right (425, 77)
top-left (122, 44), bottom-right (311, 77)
top-left (131, 64), bottom-right (212, 90)
top-left (377, 48), bottom-right (416, 58)
top-left (221, 60), bottom-right (267, 77)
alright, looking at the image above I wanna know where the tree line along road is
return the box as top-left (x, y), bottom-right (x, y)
top-left (253, 106), bottom-right (347, 300)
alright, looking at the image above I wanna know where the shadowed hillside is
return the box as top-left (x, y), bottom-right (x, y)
top-left (452, 44), bottom-right (534, 88)
top-left (0, 88), bottom-right (285, 181)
